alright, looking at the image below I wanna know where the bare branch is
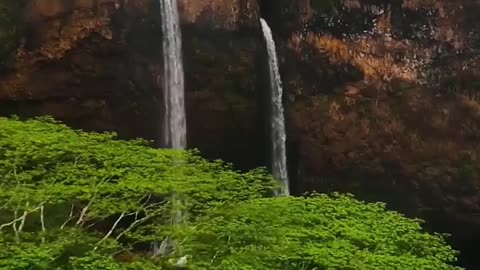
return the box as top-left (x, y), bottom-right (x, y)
top-left (210, 251), bottom-right (221, 265)
top-left (17, 202), bottom-right (31, 234)
top-left (91, 197), bottom-right (167, 249)
top-left (95, 212), bottom-right (126, 250)
top-left (115, 208), bottom-right (164, 241)
top-left (60, 204), bottom-right (75, 230)
top-left (17, 209), bottom-right (28, 233)
top-left (76, 205), bottom-right (89, 225)
top-left (40, 205), bottom-right (46, 243)
top-left (76, 196), bottom-right (95, 227)
top-left (74, 156), bottom-right (81, 165)
top-left (142, 194), bottom-right (153, 207)
top-left (0, 216), bottom-right (23, 231)
top-left (1, 204), bottom-right (42, 230)
top-left (12, 207), bottom-right (19, 243)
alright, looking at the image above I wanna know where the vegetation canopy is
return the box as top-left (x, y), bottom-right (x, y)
top-left (180, 195), bottom-right (461, 270)
top-left (0, 117), bottom-right (462, 269)
top-left (0, 117), bottom-right (275, 269)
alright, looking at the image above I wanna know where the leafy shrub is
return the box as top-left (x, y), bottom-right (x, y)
top-left (0, 117), bottom-right (462, 269)
top-left (0, 117), bottom-right (275, 269)
top-left (178, 195), bottom-right (462, 270)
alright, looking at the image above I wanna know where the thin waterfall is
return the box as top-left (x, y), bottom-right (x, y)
top-left (153, 0), bottom-right (186, 257)
top-left (260, 18), bottom-right (290, 196)
top-left (160, 0), bottom-right (186, 149)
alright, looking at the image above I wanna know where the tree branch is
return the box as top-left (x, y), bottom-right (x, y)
top-left (94, 212), bottom-right (126, 250)
top-left (115, 200), bottom-right (167, 240)
top-left (12, 208), bottom-right (19, 244)
top-left (0, 215), bottom-right (23, 231)
top-left (40, 205), bottom-right (46, 243)
top-left (76, 196), bottom-right (95, 226)
top-left (0, 203), bottom-right (42, 243)
top-left (115, 213), bottom-right (153, 241)
top-left (60, 204), bottom-right (75, 230)
top-left (17, 209), bottom-right (28, 233)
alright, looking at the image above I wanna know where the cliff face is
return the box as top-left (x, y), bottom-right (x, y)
top-left (1, 0), bottom-right (156, 134)
top-left (1, 0), bottom-right (480, 267)
top-left (284, 0), bottom-right (480, 206)
top-left (0, 0), bottom-right (266, 169)
top-left (178, 0), bottom-right (266, 169)
top-left (273, 0), bottom-right (480, 268)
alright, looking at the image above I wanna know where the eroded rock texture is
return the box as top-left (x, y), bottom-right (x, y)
top-left (275, 1), bottom-right (480, 268)
top-left (1, 0), bottom-right (157, 136)
top-left (1, 0), bottom-right (480, 268)
top-left (0, 0), bottom-right (266, 169)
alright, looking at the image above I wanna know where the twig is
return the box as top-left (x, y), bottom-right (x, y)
top-left (76, 204), bottom-right (90, 226)
top-left (115, 215), bottom-right (148, 240)
top-left (210, 251), bottom-right (220, 265)
top-left (115, 208), bottom-right (163, 241)
top-left (60, 204), bottom-right (75, 229)
top-left (95, 212), bottom-right (126, 250)
top-left (0, 215), bottom-right (23, 231)
top-left (40, 205), bottom-right (46, 243)
top-left (76, 195), bottom-right (97, 227)
top-left (12, 207), bottom-right (19, 243)
top-left (0, 204), bottom-right (42, 232)
top-left (17, 209), bottom-right (28, 233)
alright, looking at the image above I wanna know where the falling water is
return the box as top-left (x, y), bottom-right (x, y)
top-left (160, 0), bottom-right (186, 149)
top-left (260, 18), bottom-right (289, 196)
top-left (153, 0), bottom-right (186, 256)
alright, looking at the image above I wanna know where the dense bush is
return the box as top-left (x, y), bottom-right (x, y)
top-left (179, 195), bottom-right (461, 270)
top-left (0, 117), bottom-right (275, 269)
top-left (0, 117), bottom-right (462, 269)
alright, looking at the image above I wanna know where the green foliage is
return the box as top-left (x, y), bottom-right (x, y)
top-left (0, 117), bottom-right (275, 269)
top-left (0, 0), bottom-right (25, 69)
top-left (178, 195), bottom-right (461, 270)
top-left (0, 117), bottom-right (462, 269)
top-left (0, 116), bottom-right (275, 212)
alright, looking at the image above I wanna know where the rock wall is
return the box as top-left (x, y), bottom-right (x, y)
top-left (0, 0), bottom-right (266, 169)
top-left (179, 0), bottom-right (259, 30)
top-left (271, 0), bottom-right (480, 268)
top-left (1, 0), bottom-right (155, 135)
top-left (178, 0), bottom-right (267, 169)
top-left (1, 0), bottom-right (480, 267)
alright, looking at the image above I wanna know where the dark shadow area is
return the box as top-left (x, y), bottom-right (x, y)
top-left (259, 0), bottom-right (275, 23)
top-left (181, 24), bottom-right (267, 171)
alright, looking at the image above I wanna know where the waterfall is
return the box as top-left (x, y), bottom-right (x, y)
top-left (160, 0), bottom-right (186, 149)
top-left (260, 18), bottom-right (290, 196)
top-left (154, 0), bottom-right (186, 257)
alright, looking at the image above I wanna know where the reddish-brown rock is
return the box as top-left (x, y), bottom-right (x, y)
top-left (0, 0), bottom-right (265, 169)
